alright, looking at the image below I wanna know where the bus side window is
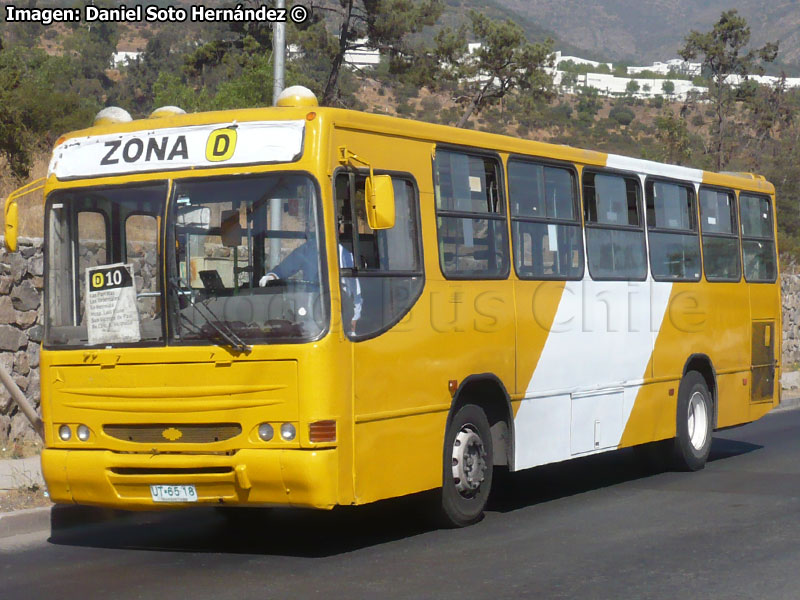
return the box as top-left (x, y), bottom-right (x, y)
top-left (583, 171), bottom-right (647, 281)
top-left (335, 172), bottom-right (424, 338)
top-left (645, 180), bottom-right (701, 281)
top-left (433, 149), bottom-right (508, 278)
top-left (699, 187), bottom-right (741, 282)
top-left (740, 193), bottom-right (777, 282)
top-left (508, 159), bottom-right (583, 280)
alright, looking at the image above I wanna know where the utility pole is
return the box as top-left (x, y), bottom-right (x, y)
top-left (272, 0), bottom-right (286, 105)
top-left (0, 365), bottom-right (43, 440)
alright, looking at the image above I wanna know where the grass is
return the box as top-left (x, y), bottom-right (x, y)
top-left (0, 485), bottom-right (51, 512)
top-left (0, 153), bottom-right (48, 239)
top-left (0, 440), bottom-right (43, 460)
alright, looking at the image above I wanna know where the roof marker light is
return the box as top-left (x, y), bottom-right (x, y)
top-left (276, 86), bottom-right (319, 108)
top-left (149, 105), bottom-right (187, 119)
top-left (93, 106), bottom-right (133, 126)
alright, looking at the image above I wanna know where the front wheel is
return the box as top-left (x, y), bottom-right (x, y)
top-left (672, 371), bottom-right (713, 471)
top-left (439, 404), bottom-right (493, 527)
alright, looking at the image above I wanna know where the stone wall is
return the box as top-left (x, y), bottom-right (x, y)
top-left (1, 234), bottom-right (800, 446)
top-left (0, 237), bottom-right (43, 447)
top-left (782, 269), bottom-right (800, 367)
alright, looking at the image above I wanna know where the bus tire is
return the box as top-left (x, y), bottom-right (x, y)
top-left (439, 404), bottom-right (494, 528)
top-left (672, 371), bottom-right (713, 471)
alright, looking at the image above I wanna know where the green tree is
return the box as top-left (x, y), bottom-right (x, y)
top-left (662, 79), bottom-right (675, 97)
top-left (654, 107), bottom-right (692, 164)
top-left (560, 71), bottom-right (578, 90)
top-left (741, 77), bottom-right (793, 164)
top-left (679, 10), bottom-right (779, 170)
top-left (625, 79), bottom-right (640, 96)
top-left (437, 11), bottom-right (554, 128)
top-left (317, 0), bottom-right (444, 106)
top-left (62, 0), bottom-right (120, 90)
top-left (576, 85), bottom-right (601, 116)
top-left (0, 46), bottom-right (100, 178)
top-left (152, 72), bottom-right (209, 112)
top-left (111, 29), bottom-right (189, 115)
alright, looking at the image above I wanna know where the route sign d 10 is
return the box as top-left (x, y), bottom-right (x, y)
top-left (86, 263), bottom-right (141, 346)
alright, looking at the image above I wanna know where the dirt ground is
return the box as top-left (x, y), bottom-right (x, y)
top-left (0, 486), bottom-right (51, 513)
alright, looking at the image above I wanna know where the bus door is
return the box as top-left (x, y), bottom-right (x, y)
top-left (740, 193), bottom-right (780, 403)
top-left (333, 170), bottom-right (430, 500)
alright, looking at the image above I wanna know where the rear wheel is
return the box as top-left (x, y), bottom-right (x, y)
top-left (439, 404), bottom-right (493, 527)
top-left (672, 371), bottom-right (713, 471)
top-left (634, 371), bottom-right (713, 473)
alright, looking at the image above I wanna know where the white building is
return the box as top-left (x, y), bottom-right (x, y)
top-left (111, 51), bottom-right (142, 67)
top-left (564, 72), bottom-right (706, 101)
top-left (287, 39), bottom-right (380, 70)
top-left (723, 73), bottom-right (800, 90)
top-left (553, 51), bottom-right (612, 71)
top-left (344, 39), bottom-right (381, 69)
top-left (627, 59), bottom-right (701, 77)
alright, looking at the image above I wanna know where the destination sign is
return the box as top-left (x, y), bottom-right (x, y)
top-left (49, 120), bottom-right (305, 180)
top-left (86, 263), bottom-right (141, 346)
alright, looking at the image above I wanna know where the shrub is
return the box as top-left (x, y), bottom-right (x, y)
top-left (396, 102), bottom-right (414, 116)
top-left (609, 105), bottom-right (635, 126)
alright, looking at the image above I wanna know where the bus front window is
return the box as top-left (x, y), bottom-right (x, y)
top-left (44, 183), bottom-right (167, 348)
top-left (167, 174), bottom-right (327, 345)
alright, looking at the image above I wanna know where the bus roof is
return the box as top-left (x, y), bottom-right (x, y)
top-left (53, 105), bottom-right (774, 196)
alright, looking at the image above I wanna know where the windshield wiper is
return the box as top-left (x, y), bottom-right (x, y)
top-left (167, 276), bottom-right (252, 354)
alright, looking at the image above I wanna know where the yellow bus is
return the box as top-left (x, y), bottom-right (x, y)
top-left (4, 87), bottom-right (781, 526)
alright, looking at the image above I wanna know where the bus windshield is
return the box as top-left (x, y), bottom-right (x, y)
top-left (45, 183), bottom-right (167, 348)
top-left (167, 173), bottom-right (328, 346)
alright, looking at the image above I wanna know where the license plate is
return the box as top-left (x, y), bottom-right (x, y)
top-left (150, 484), bottom-right (198, 503)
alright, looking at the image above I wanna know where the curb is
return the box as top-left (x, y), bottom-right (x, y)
top-left (0, 504), bottom-right (135, 540)
top-left (0, 506), bottom-right (50, 539)
top-left (778, 394), bottom-right (800, 411)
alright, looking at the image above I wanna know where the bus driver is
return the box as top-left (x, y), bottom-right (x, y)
top-left (259, 233), bottom-right (363, 333)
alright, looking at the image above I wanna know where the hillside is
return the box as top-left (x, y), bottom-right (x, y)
top-left (492, 0), bottom-right (800, 69)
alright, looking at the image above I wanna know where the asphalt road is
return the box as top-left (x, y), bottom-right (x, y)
top-left (2, 407), bottom-right (800, 600)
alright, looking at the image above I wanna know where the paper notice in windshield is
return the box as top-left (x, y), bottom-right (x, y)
top-left (86, 263), bottom-right (141, 345)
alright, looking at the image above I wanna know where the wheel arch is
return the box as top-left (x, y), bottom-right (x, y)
top-left (447, 373), bottom-right (515, 469)
top-left (682, 354), bottom-right (718, 428)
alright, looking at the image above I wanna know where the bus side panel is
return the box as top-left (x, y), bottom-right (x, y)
top-left (749, 278), bottom-right (782, 411)
top-left (514, 278), bottom-right (671, 470)
top-left (716, 372), bottom-right (751, 428)
top-left (513, 279), bottom-right (567, 400)
top-left (328, 127), bottom-right (516, 504)
top-left (350, 278), bottom-right (516, 504)
top-left (649, 280), bottom-right (751, 425)
top-left (617, 380), bottom-right (678, 448)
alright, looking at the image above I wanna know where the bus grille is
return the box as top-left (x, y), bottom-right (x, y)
top-left (103, 424), bottom-right (242, 444)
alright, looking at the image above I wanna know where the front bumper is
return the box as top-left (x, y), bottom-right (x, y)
top-left (42, 447), bottom-right (339, 510)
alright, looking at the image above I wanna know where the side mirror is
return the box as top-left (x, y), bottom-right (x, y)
top-left (220, 209), bottom-right (242, 247)
top-left (365, 175), bottom-right (395, 230)
top-left (4, 198), bottom-right (18, 252)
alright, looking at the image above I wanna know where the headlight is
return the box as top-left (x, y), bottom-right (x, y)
top-left (280, 423), bottom-right (296, 441)
top-left (58, 425), bottom-right (72, 441)
top-left (258, 423), bottom-right (274, 441)
top-left (77, 425), bottom-right (90, 442)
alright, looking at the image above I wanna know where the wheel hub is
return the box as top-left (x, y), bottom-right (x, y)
top-left (687, 391), bottom-right (708, 450)
top-left (451, 425), bottom-right (487, 497)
